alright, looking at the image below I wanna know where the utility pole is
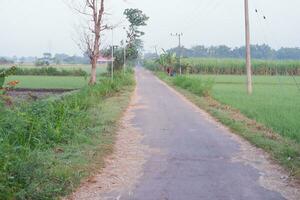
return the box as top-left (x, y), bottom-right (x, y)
top-left (171, 33), bottom-right (183, 75)
top-left (123, 27), bottom-right (126, 74)
top-left (244, 0), bottom-right (253, 94)
top-left (111, 26), bottom-right (114, 81)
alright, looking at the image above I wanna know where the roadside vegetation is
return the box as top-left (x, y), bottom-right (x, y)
top-left (0, 70), bottom-right (135, 200)
top-left (146, 60), bottom-right (300, 179)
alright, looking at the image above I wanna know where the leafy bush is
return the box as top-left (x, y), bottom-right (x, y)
top-left (0, 71), bottom-right (134, 199)
top-left (172, 76), bottom-right (214, 97)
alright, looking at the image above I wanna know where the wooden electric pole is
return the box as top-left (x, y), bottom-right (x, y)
top-left (244, 0), bottom-right (253, 94)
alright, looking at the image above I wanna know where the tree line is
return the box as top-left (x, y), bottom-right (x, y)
top-left (145, 44), bottom-right (300, 60)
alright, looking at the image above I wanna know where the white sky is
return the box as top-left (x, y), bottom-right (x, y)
top-left (0, 0), bottom-right (300, 57)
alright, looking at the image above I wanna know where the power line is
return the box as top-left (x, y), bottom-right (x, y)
top-left (252, 2), bottom-right (300, 92)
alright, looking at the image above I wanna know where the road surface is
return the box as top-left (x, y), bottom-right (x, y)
top-left (71, 67), bottom-right (298, 200)
top-left (116, 67), bottom-right (287, 200)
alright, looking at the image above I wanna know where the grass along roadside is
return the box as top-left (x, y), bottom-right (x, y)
top-left (0, 72), bottom-right (135, 199)
top-left (155, 72), bottom-right (300, 180)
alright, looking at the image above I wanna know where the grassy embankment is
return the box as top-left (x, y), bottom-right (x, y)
top-left (146, 59), bottom-right (300, 179)
top-left (0, 71), bottom-right (135, 200)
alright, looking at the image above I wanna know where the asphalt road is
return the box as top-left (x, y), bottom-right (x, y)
top-left (119, 67), bottom-right (285, 200)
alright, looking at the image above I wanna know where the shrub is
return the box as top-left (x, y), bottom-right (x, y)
top-left (172, 76), bottom-right (214, 97)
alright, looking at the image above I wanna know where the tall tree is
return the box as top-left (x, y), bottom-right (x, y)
top-left (124, 8), bottom-right (149, 60)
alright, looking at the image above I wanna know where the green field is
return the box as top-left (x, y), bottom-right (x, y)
top-left (5, 76), bottom-right (88, 89)
top-left (182, 58), bottom-right (300, 75)
top-left (193, 75), bottom-right (300, 143)
top-left (1, 64), bottom-right (107, 75)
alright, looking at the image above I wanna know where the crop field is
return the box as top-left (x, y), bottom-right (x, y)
top-left (1, 64), bottom-right (107, 75)
top-left (145, 58), bottom-right (300, 75)
top-left (182, 58), bottom-right (300, 75)
top-left (5, 76), bottom-right (88, 89)
top-left (1, 64), bottom-right (110, 89)
top-left (182, 74), bottom-right (300, 144)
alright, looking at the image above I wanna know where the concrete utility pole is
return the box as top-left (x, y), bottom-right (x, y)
top-left (171, 33), bottom-right (183, 75)
top-left (244, 0), bottom-right (253, 94)
top-left (111, 27), bottom-right (114, 81)
top-left (123, 27), bottom-right (126, 74)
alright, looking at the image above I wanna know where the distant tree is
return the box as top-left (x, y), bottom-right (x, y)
top-left (124, 8), bottom-right (149, 60)
top-left (0, 58), bottom-right (14, 65)
top-left (162, 44), bottom-right (300, 60)
top-left (276, 48), bottom-right (300, 60)
top-left (43, 53), bottom-right (52, 60)
top-left (155, 50), bottom-right (176, 71)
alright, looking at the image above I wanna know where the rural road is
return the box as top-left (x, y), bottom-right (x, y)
top-left (113, 67), bottom-right (287, 200)
top-left (70, 67), bottom-right (298, 200)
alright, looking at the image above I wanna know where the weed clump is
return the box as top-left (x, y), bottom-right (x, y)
top-left (172, 76), bottom-right (214, 97)
top-left (0, 71), bottom-right (134, 199)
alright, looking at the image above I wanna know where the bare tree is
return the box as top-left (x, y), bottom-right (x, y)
top-left (71, 0), bottom-right (107, 85)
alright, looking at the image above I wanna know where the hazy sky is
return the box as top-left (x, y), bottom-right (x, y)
top-left (0, 0), bottom-right (300, 57)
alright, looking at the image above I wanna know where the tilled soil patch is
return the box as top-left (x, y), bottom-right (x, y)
top-left (7, 88), bottom-right (77, 101)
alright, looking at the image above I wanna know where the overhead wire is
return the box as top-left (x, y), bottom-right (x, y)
top-left (253, 0), bottom-right (300, 92)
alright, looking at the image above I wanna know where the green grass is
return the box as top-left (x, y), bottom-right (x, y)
top-left (6, 76), bottom-right (88, 89)
top-left (0, 72), bottom-right (135, 199)
top-left (192, 75), bottom-right (300, 143)
top-left (1, 64), bottom-right (107, 75)
top-left (156, 72), bottom-right (300, 178)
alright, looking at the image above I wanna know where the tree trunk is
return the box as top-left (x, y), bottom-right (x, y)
top-left (89, 58), bottom-right (97, 85)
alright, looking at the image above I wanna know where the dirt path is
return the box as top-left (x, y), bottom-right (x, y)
top-left (68, 67), bottom-right (300, 200)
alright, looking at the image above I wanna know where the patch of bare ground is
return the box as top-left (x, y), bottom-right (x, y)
top-left (155, 76), bottom-right (300, 200)
top-left (66, 88), bottom-right (149, 200)
top-left (7, 88), bottom-right (74, 101)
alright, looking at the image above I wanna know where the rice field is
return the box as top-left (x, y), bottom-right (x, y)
top-left (1, 64), bottom-right (109, 89)
top-left (191, 74), bottom-right (300, 144)
top-left (1, 64), bottom-right (107, 75)
top-left (5, 76), bottom-right (88, 89)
